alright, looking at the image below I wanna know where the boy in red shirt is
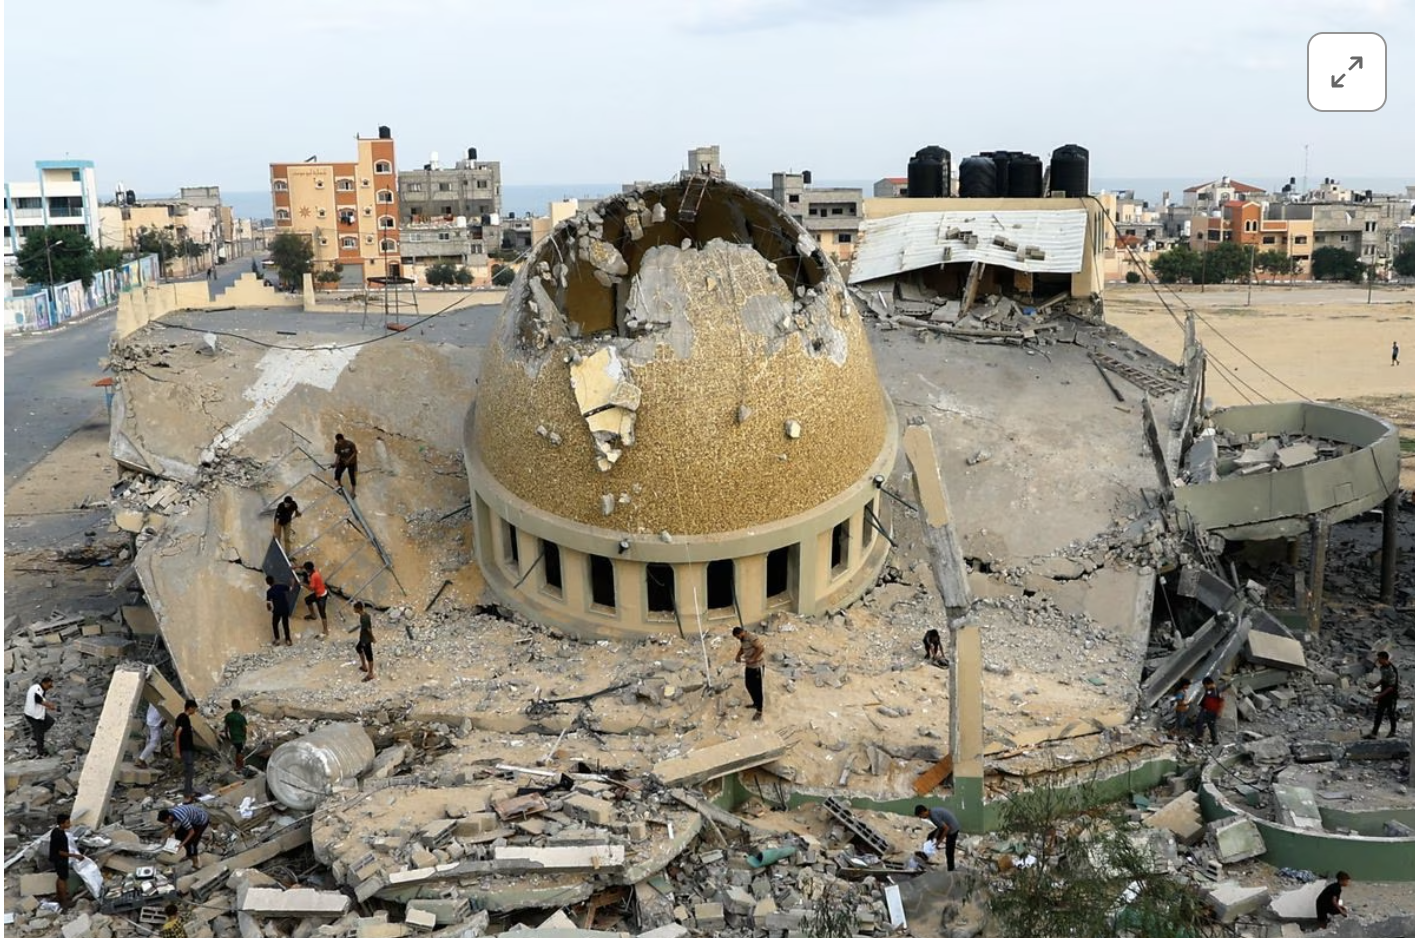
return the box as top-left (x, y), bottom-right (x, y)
top-left (301, 561), bottom-right (330, 637)
top-left (1193, 676), bottom-right (1224, 744)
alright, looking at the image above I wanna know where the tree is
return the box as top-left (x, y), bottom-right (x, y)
top-left (268, 232), bottom-right (314, 288)
top-left (93, 246), bottom-right (125, 272)
top-left (1254, 249), bottom-right (1293, 276)
top-left (1198, 242), bottom-right (1250, 283)
top-left (1124, 271), bottom-right (1142, 284)
top-left (1392, 242), bottom-right (1415, 279)
top-left (453, 266), bottom-right (473, 286)
top-left (16, 227), bottom-right (98, 287)
top-left (1310, 246), bottom-right (1363, 282)
top-left (988, 780), bottom-right (1217, 938)
top-left (1150, 245), bottom-right (1201, 284)
top-left (425, 262), bottom-right (457, 287)
top-left (491, 263), bottom-right (516, 287)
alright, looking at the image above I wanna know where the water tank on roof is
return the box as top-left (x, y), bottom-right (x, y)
top-left (1048, 143), bottom-right (1090, 197)
top-left (468, 147), bottom-right (478, 160)
top-left (266, 723), bottom-right (374, 811)
top-left (958, 155), bottom-right (998, 198)
top-left (907, 146), bottom-right (950, 199)
top-left (378, 125), bottom-right (392, 140)
top-left (1007, 153), bottom-right (1044, 198)
top-left (985, 151), bottom-right (1012, 198)
top-left (802, 170), bottom-right (813, 185)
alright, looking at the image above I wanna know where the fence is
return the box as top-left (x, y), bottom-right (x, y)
top-left (5, 254), bottom-right (160, 334)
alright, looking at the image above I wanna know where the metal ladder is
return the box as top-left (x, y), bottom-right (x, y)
top-left (679, 174), bottom-right (710, 223)
top-left (1091, 351), bottom-right (1184, 396)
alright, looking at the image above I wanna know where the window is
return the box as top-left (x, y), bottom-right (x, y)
top-left (1364, 221), bottom-right (1377, 232)
top-left (339, 210), bottom-right (356, 225)
top-left (374, 160), bottom-right (392, 174)
top-left (542, 541), bottom-right (562, 595)
top-left (830, 520), bottom-right (849, 575)
top-left (365, 234), bottom-right (375, 244)
top-left (501, 521), bottom-right (520, 568)
top-left (380, 238), bottom-right (398, 253)
top-left (406, 182), bottom-right (423, 192)
top-left (314, 179), bottom-right (325, 189)
top-left (470, 243), bottom-right (484, 254)
top-left (442, 206), bottom-right (453, 215)
top-left (647, 563), bottom-right (676, 615)
top-left (340, 236), bottom-right (357, 250)
top-left (1340, 234), bottom-right (1350, 242)
top-left (861, 503), bottom-right (876, 551)
top-left (706, 560), bottom-right (735, 612)
top-left (361, 178), bottom-right (371, 188)
top-left (319, 237), bottom-right (329, 246)
top-left (316, 208), bottom-right (327, 218)
top-left (477, 180), bottom-right (489, 189)
top-left (1244, 220), bottom-right (1256, 232)
top-left (766, 547), bottom-right (792, 603)
top-left (838, 233), bottom-right (853, 244)
top-left (273, 180), bottom-right (288, 191)
top-left (363, 206), bottom-right (373, 216)
top-left (378, 215), bottom-right (396, 229)
top-left (275, 208), bottom-right (290, 220)
top-left (1262, 235), bottom-right (1276, 245)
top-left (376, 189), bottom-right (394, 203)
top-left (831, 207), bottom-right (843, 215)
top-left (589, 555), bottom-right (616, 609)
top-left (438, 232), bottom-right (451, 241)
top-left (71, 170), bottom-right (81, 181)
top-left (1295, 235), bottom-right (1308, 245)
top-left (438, 182), bottom-right (452, 191)
top-left (787, 194), bottom-right (800, 204)
top-left (336, 179), bottom-right (355, 191)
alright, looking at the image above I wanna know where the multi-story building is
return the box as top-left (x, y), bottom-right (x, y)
top-left (270, 127), bottom-right (401, 284)
top-left (96, 197), bottom-right (222, 276)
top-left (398, 149), bottom-right (501, 223)
top-left (684, 145), bottom-right (725, 179)
top-left (762, 172), bottom-right (864, 262)
top-left (1181, 177), bottom-right (1267, 210)
top-left (4, 159), bottom-right (102, 261)
top-left (1268, 194), bottom-right (1410, 269)
top-left (1189, 200), bottom-right (1314, 276)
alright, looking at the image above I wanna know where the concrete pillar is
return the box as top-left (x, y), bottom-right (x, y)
top-left (1307, 515), bottom-right (1329, 634)
top-left (1286, 537), bottom-right (1300, 567)
top-left (736, 555), bottom-right (767, 624)
top-left (847, 508), bottom-right (864, 574)
top-left (560, 546), bottom-right (588, 613)
top-left (796, 531), bottom-right (823, 616)
top-left (680, 562), bottom-right (708, 633)
top-left (616, 559), bottom-right (645, 626)
top-left (951, 622), bottom-right (985, 830)
top-left (1380, 490), bottom-right (1399, 605)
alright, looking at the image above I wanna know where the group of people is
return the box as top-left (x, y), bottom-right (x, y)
top-left (1165, 676), bottom-right (1228, 744)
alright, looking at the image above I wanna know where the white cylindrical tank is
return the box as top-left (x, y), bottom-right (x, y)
top-left (266, 723), bottom-right (375, 811)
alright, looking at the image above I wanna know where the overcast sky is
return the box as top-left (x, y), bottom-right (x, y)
top-left (4, 0), bottom-right (1411, 194)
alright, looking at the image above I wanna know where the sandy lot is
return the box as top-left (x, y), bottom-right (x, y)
top-left (1105, 283), bottom-right (1415, 489)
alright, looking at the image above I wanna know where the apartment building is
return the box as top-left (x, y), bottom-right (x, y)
top-left (398, 149), bottom-right (502, 223)
top-left (4, 159), bottom-right (102, 261)
top-left (270, 127), bottom-right (401, 284)
top-left (1189, 200), bottom-right (1314, 275)
top-left (763, 172), bottom-right (864, 262)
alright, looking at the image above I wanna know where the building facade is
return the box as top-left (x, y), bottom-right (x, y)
top-left (873, 177), bottom-right (908, 198)
top-left (1189, 200), bottom-right (1314, 276)
top-left (763, 172), bottom-right (864, 262)
top-left (270, 127), bottom-right (401, 283)
top-left (4, 159), bottom-right (102, 261)
top-left (398, 149), bottom-right (502, 224)
top-left (1182, 177), bottom-right (1267, 210)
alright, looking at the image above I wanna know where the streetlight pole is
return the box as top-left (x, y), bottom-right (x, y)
top-left (44, 234), bottom-right (65, 322)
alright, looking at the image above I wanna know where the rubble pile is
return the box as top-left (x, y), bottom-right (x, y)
top-left (851, 282), bottom-right (1083, 346)
top-left (1185, 429), bottom-right (1358, 484)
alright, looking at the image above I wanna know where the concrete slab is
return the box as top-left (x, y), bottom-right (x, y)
top-left (239, 887), bottom-right (351, 917)
top-left (492, 845), bottom-right (625, 872)
top-left (1204, 881), bottom-right (1269, 923)
top-left (1269, 880), bottom-right (1327, 921)
top-left (1143, 791), bottom-right (1204, 845)
top-left (1274, 785), bottom-right (1323, 832)
top-left (650, 733), bottom-right (786, 788)
top-left (143, 668), bottom-right (219, 750)
top-left (71, 665), bottom-right (147, 827)
top-left (1245, 630), bottom-right (1307, 671)
top-left (1209, 816), bottom-right (1267, 864)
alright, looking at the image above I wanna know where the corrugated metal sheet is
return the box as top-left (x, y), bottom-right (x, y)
top-left (848, 209), bottom-right (1089, 284)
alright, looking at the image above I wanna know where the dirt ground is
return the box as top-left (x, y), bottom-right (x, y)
top-left (1105, 283), bottom-right (1415, 490)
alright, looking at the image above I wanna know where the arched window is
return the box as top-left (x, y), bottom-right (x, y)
top-left (374, 160), bottom-right (392, 174)
top-left (375, 189), bottom-right (394, 204)
top-left (275, 208), bottom-right (290, 221)
top-left (338, 210), bottom-right (356, 225)
top-left (379, 238), bottom-right (398, 253)
top-left (272, 179), bottom-right (288, 191)
top-left (316, 207), bottom-right (327, 218)
top-left (335, 179), bottom-right (355, 191)
top-left (378, 215), bottom-right (396, 229)
top-left (340, 236), bottom-right (358, 250)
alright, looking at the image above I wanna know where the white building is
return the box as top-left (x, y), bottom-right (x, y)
top-left (4, 160), bottom-right (102, 261)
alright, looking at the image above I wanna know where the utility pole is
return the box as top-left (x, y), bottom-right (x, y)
top-left (1302, 144), bottom-right (1310, 197)
top-left (1246, 244), bottom-right (1256, 306)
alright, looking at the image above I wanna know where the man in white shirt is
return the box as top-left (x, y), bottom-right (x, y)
top-left (136, 703), bottom-right (165, 768)
top-left (25, 677), bottom-right (57, 757)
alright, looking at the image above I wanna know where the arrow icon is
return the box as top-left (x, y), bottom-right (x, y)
top-left (1331, 73), bottom-right (1346, 88)
top-left (1350, 55), bottom-right (1364, 69)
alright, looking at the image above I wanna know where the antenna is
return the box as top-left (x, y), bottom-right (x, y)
top-left (1302, 144), bottom-right (1309, 197)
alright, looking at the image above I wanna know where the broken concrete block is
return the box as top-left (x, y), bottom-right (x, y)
top-left (637, 927), bottom-right (688, 938)
top-left (71, 665), bottom-right (147, 827)
top-left (563, 794), bottom-right (615, 827)
top-left (1142, 791), bottom-right (1204, 846)
top-left (693, 903), bottom-right (725, 930)
top-left (1244, 736), bottom-right (1290, 765)
top-left (1274, 785), bottom-right (1323, 831)
top-left (1344, 738), bottom-right (1410, 761)
top-left (62, 913), bottom-right (92, 938)
top-left (1291, 740), bottom-right (1336, 763)
top-left (1275, 442), bottom-right (1318, 469)
top-left (1208, 816), bottom-right (1266, 864)
top-left (492, 844), bottom-right (625, 872)
top-left (784, 420), bottom-right (801, 440)
top-left (240, 887), bottom-right (351, 917)
top-left (404, 900), bottom-right (470, 927)
top-left (355, 922), bottom-right (409, 938)
top-left (405, 909), bottom-right (437, 931)
top-left (1245, 631), bottom-right (1307, 671)
top-left (1205, 881), bottom-right (1269, 923)
top-left (651, 733), bottom-right (786, 788)
top-left (18, 872), bottom-right (54, 897)
top-left (1269, 880), bottom-right (1328, 921)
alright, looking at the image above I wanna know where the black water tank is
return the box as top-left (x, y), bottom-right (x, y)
top-left (907, 146), bottom-right (951, 198)
top-left (958, 155), bottom-right (998, 198)
top-left (378, 125), bottom-right (392, 139)
top-left (1008, 153), bottom-right (1044, 198)
top-left (468, 147), bottom-right (478, 160)
top-left (986, 151), bottom-right (1012, 198)
top-left (1048, 143), bottom-right (1089, 197)
top-left (802, 170), bottom-right (813, 185)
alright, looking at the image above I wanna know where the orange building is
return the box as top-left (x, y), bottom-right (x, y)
top-left (1190, 200), bottom-right (1314, 277)
top-left (270, 127), bottom-right (401, 284)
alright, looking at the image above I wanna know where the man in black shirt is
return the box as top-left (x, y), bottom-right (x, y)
top-left (49, 813), bottom-right (84, 908)
top-left (272, 496), bottom-right (301, 556)
top-left (174, 699), bottom-right (198, 797)
top-left (333, 433), bottom-right (358, 498)
top-left (1316, 871), bottom-right (1350, 928)
top-left (265, 574), bottom-right (293, 646)
top-left (1364, 651), bottom-right (1399, 739)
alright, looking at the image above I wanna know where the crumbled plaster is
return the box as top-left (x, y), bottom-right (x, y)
top-left (569, 347), bottom-right (641, 472)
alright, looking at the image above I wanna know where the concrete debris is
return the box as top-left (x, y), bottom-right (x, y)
top-left (651, 734), bottom-right (787, 788)
top-left (1208, 816), bottom-right (1267, 864)
top-left (1204, 881), bottom-right (1270, 923)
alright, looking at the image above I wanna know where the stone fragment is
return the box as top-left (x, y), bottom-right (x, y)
top-left (1344, 738), bottom-right (1410, 761)
top-left (1142, 791), bottom-right (1204, 846)
top-left (1208, 816), bottom-right (1266, 864)
top-left (1204, 882), bottom-right (1269, 923)
top-left (1269, 880), bottom-right (1327, 921)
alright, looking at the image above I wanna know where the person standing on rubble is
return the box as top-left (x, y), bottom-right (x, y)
top-left (223, 699), bottom-right (248, 772)
top-left (25, 676), bottom-right (58, 757)
top-left (136, 702), bottom-right (165, 768)
top-left (174, 698), bottom-right (199, 797)
top-left (159, 903), bottom-right (188, 938)
top-left (913, 804), bottom-right (961, 872)
top-left (48, 813), bottom-right (85, 909)
top-left (266, 574), bottom-right (293, 646)
top-left (301, 561), bottom-right (330, 637)
top-left (1365, 650), bottom-right (1399, 739)
top-left (732, 626), bottom-right (766, 720)
top-left (353, 601), bottom-right (376, 682)
top-left (1168, 678), bottom-right (1193, 737)
top-left (333, 433), bottom-right (359, 498)
top-left (272, 495), bottom-right (301, 556)
top-left (157, 802), bottom-right (210, 870)
top-left (1193, 676), bottom-right (1224, 744)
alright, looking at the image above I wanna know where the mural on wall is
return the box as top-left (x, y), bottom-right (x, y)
top-left (5, 253), bottom-right (158, 333)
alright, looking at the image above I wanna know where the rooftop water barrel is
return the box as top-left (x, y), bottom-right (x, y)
top-left (1048, 144), bottom-right (1090, 197)
top-left (958, 155), bottom-right (998, 198)
top-left (907, 146), bottom-right (950, 199)
top-left (1007, 153), bottom-right (1044, 198)
top-left (378, 125), bottom-right (392, 140)
top-left (266, 723), bottom-right (375, 811)
top-left (986, 151), bottom-right (1012, 199)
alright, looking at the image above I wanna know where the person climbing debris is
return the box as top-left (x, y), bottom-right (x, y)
top-left (158, 802), bottom-right (210, 869)
top-left (923, 627), bottom-right (946, 665)
top-left (1316, 872), bottom-right (1351, 928)
top-left (1365, 650), bottom-right (1399, 739)
top-left (223, 699), bottom-right (248, 772)
top-left (266, 574), bottom-right (293, 646)
top-left (137, 702), bottom-right (164, 768)
top-left (174, 698), bottom-right (199, 797)
top-left (301, 561), bottom-right (329, 636)
top-left (733, 626), bottom-right (765, 719)
top-left (49, 813), bottom-right (84, 909)
top-left (1193, 676), bottom-right (1224, 744)
top-left (25, 676), bottom-right (57, 757)
top-left (273, 495), bottom-right (301, 555)
top-left (333, 433), bottom-right (359, 498)
top-left (1168, 677), bottom-right (1193, 737)
top-left (353, 601), bottom-right (375, 682)
top-left (913, 804), bottom-right (960, 871)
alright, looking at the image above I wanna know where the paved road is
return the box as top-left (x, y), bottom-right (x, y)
top-left (3, 311), bottom-right (117, 488)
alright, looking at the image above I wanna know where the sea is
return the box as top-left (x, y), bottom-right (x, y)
top-left (211, 177), bottom-right (1412, 224)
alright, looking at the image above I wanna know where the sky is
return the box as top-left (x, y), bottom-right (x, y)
top-left (3, 0), bottom-right (1412, 196)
